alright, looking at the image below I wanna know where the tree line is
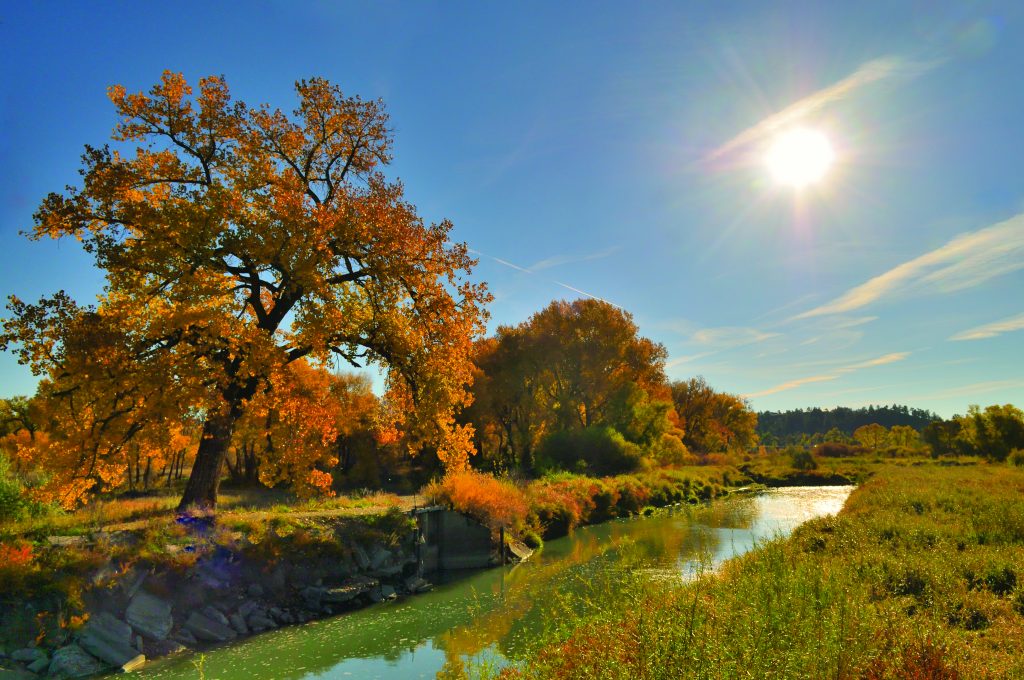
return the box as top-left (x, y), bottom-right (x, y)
top-left (757, 405), bottom-right (940, 447)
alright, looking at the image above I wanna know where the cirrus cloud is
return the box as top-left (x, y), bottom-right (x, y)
top-left (950, 312), bottom-right (1024, 341)
top-left (793, 214), bottom-right (1024, 320)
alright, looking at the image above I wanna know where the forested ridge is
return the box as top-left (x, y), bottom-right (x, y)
top-left (758, 405), bottom-right (939, 444)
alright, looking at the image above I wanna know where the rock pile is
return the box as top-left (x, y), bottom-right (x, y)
top-left (3, 539), bottom-right (431, 678)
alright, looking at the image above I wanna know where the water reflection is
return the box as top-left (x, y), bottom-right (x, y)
top-left (136, 486), bottom-right (852, 680)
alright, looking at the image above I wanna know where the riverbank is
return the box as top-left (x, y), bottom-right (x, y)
top-left (0, 453), bottom-right (925, 677)
top-left (0, 509), bottom-right (437, 678)
top-left (502, 462), bottom-right (1024, 678)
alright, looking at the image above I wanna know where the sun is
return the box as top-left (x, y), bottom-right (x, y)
top-left (765, 128), bottom-right (835, 188)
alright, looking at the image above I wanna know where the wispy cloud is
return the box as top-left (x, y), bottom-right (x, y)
top-left (910, 379), bottom-right (1024, 401)
top-left (527, 247), bottom-right (618, 273)
top-left (793, 214), bottom-right (1024, 319)
top-left (843, 352), bottom-right (911, 370)
top-left (743, 374), bottom-right (839, 399)
top-left (691, 326), bottom-right (780, 348)
top-left (742, 351), bottom-right (911, 399)
top-left (707, 55), bottom-right (940, 163)
top-left (665, 352), bottom-right (716, 369)
top-left (471, 248), bottom-right (622, 308)
top-left (950, 312), bottom-right (1024, 341)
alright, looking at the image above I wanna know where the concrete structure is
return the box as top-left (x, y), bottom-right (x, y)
top-left (412, 506), bottom-right (494, 572)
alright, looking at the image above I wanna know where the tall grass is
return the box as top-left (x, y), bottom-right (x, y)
top-left (496, 464), bottom-right (1024, 679)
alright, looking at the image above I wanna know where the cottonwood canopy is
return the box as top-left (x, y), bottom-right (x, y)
top-left (1, 72), bottom-right (489, 510)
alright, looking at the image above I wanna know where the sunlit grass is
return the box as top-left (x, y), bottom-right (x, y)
top-left (494, 464), bottom-right (1024, 679)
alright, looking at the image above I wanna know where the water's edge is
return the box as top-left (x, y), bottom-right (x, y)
top-left (133, 485), bottom-right (854, 679)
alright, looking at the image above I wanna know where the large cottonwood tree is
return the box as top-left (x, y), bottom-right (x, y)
top-left (1, 72), bottom-right (489, 510)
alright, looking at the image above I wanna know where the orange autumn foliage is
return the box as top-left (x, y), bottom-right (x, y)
top-left (427, 469), bottom-right (530, 533)
top-left (2, 71), bottom-right (491, 509)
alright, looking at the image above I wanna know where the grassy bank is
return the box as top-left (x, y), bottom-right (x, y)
top-left (495, 463), bottom-right (1024, 679)
top-left (425, 466), bottom-right (746, 547)
top-left (0, 490), bottom-right (416, 654)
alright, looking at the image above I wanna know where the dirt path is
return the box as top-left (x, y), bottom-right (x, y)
top-left (90, 494), bottom-right (431, 535)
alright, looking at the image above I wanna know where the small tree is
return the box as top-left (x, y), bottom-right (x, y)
top-left (853, 423), bottom-right (889, 451)
top-left (789, 448), bottom-right (818, 471)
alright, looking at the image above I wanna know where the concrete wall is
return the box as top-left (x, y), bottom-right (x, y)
top-left (414, 507), bottom-right (493, 572)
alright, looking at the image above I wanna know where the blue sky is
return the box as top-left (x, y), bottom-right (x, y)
top-left (1, 1), bottom-right (1022, 417)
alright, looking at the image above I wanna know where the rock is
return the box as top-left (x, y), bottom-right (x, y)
top-left (301, 586), bottom-right (326, 609)
top-left (84, 612), bottom-right (133, 646)
top-left (200, 606), bottom-right (230, 628)
top-left (184, 612), bottom-right (238, 643)
top-left (89, 561), bottom-right (118, 588)
top-left (323, 584), bottom-right (364, 604)
top-left (228, 613), bottom-right (248, 635)
top-left (46, 645), bottom-right (108, 679)
top-left (143, 639), bottom-right (186, 657)
top-left (123, 571), bottom-right (146, 599)
top-left (246, 613), bottom-right (276, 632)
top-left (246, 583), bottom-right (264, 598)
top-left (380, 585), bottom-right (397, 600)
top-left (351, 544), bottom-right (371, 571)
top-left (367, 587), bottom-right (384, 603)
top-left (0, 661), bottom-right (37, 679)
top-left (126, 591), bottom-right (174, 640)
top-left (506, 538), bottom-right (534, 563)
top-left (267, 607), bottom-right (284, 621)
top-left (371, 564), bottom-right (403, 578)
top-left (11, 648), bottom-right (46, 663)
top-left (237, 601), bottom-right (260, 619)
top-left (46, 535), bottom-right (89, 548)
top-left (278, 611), bottom-right (295, 624)
top-left (404, 576), bottom-right (432, 594)
top-left (368, 546), bottom-right (392, 570)
top-left (134, 635), bottom-right (144, 653)
top-left (78, 612), bottom-right (146, 672)
top-left (170, 629), bottom-right (197, 647)
top-left (28, 656), bottom-right (51, 673)
top-left (262, 565), bottom-right (287, 594)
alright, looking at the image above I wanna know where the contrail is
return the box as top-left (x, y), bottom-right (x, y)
top-left (469, 248), bottom-right (622, 309)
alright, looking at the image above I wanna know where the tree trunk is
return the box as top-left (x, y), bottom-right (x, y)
top-left (177, 411), bottom-right (237, 512)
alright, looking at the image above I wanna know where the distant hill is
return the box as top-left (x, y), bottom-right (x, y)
top-left (757, 405), bottom-right (940, 444)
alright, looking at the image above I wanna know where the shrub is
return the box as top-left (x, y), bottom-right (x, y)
top-left (789, 448), bottom-right (818, 471)
top-left (610, 476), bottom-right (651, 514)
top-left (813, 442), bottom-right (863, 458)
top-left (0, 454), bottom-right (29, 522)
top-left (1008, 449), bottom-right (1024, 467)
top-left (426, 470), bottom-right (530, 534)
top-left (522, 529), bottom-right (544, 550)
top-left (0, 541), bottom-right (36, 592)
top-left (537, 426), bottom-right (644, 475)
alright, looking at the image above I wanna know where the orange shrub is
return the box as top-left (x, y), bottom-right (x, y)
top-left (429, 470), bottom-right (530, 533)
top-left (527, 483), bottom-right (585, 537)
top-left (0, 541), bottom-right (37, 592)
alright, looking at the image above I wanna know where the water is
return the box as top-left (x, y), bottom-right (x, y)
top-left (136, 486), bottom-right (852, 679)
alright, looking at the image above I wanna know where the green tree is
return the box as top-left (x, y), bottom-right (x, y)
top-left (853, 423), bottom-right (888, 451)
top-left (922, 419), bottom-right (960, 457)
top-left (888, 424), bottom-right (920, 449)
top-left (963, 404), bottom-right (1024, 461)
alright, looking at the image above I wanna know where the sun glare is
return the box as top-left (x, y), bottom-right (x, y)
top-left (765, 128), bottom-right (835, 188)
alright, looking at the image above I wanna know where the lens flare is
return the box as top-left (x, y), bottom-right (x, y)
top-left (765, 128), bottom-right (835, 188)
